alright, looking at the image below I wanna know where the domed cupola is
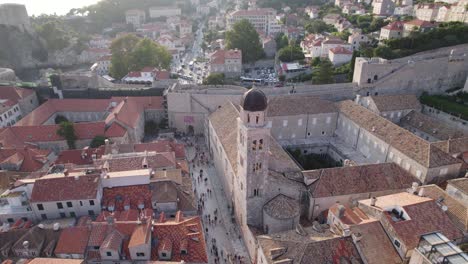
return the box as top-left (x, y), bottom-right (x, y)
top-left (241, 87), bottom-right (268, 112)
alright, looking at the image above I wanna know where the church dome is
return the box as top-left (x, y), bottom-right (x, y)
top-left (241, 87), bottom-right (268, 112)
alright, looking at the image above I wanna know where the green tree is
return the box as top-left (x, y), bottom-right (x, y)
top-left (374, 45), bottom-right (396, 59)
top-left (35, 21), bottom-right (70, 51)
top-left (49, 74), bottom-right (62, 89)
top-left (56, 121), bottom-right (77, 150)
top-left (311, 57), bottom-right (321, 67)
top-left (129, 38), bottom-right (171, 71)
top-left (110, 34), bottom-right (140, 79)
top-left (313, 59), bottom-right (334, 84)
top-left (110, 35), bottom-right (171, 79)
top-left (225, 19), bottom-right (264, 63)
top-left (305, 20), bottom-right (328, 34)
top-left (275, 33), bottom-right (289, 50)
top-left (277, 45), bottom-right (305, 62)
top-left (203, 73), bottom-right (225, 85)
top-left (90, 135), bottom-right (107, 148)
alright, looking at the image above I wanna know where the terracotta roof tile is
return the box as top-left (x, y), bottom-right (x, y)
top-left (350, 221), bottom-right (402, 264)
top-left (336, 100), bottom-right (460, 168)
top-left (420, 184), bottom-right (468, 233)
top-left (153, 214), bottom-right (207, 262)
top-left (16, 98), bottom-right (111, 126)
top-left (368, 94), bottom-right (421, 112)
top-left (27, 258), bottom-right (84, 264)
top-left (54, 226), bottom-right (90, 255)
top-left (404, 19), bottom-right (436, 28)
top-left (401, 111), bottom-right (467, 140)
top-left (129, 221), bottom-right (151, 247)
top-left (0, 122), bottom-right (107, 147)
top-left (0, 147), bottom-right (51, 172)
top-left (307, 163), bottom-right (416, 198)
top-left (330, 46), bottom-right (353, 54)
top-left (30, 174), bottom-right (100, 202)
top-left (210, 49), bottom-right (241, 64)
top-left (99, 152), bottom-right (175, 172)
top-left (263, 194), bottom-right (300, 219)
top-left (360, 192), bottom-right (463, 250)
top-left (101, 229), bottom-right (124, 251)
top-left (133, 140), bottom-right (185, 159)
top-left (55, 146), bottom-right (105, 165)
top-left (101, 185), bottom-right (152, 211)
top-left (383, 21), bottom-right (404, 30)
top-left (105, 122), bottom-right (128, 138)
top-left (447, 178), bottom-right (468, 196)
top-left (0, 86), bottom-right (34, 102)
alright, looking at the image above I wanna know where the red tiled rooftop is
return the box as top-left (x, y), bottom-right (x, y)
top-left (105, 122), bottom-right (128, 138)
top-left (154, 70), bottom-right (171, 80)
top-left (102, 185), bottom-right (152, 211)
top-left (152, 212), bottom-right (207, 263)
top-left (382, 21), bottom-right (404, 30)
top-left (129, 220), bottom-right (151, 247)
top-left (230, 8), bottom-right (275, 16)
top-left (330, 46), bottom-right (353, 55)
top-left (55, 146), bottom-right (105, 166)
top-left (404, 19), bottom-right (435, 27)
top-left (100, 152), bottom-right (176, 172)
top-left (54, 226), bottom-right (90, 255)
top-left (210, 49), bottom-right (242, 64)
top-left (383, 200), bottom-right (463, 250)
top-left (133, 140), bottom-right (185, 159)
top-left (16, 98), bottom-right (111, 126)
top-left (0, 86), bottom-right (34, 102)
top-left (0, 147), bottom-right (51, 172)
top-left (30, 174), bottom-right (100, 202)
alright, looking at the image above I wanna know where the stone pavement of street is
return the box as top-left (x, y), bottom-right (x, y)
top-left (186, 138), bottom-right (250, 264)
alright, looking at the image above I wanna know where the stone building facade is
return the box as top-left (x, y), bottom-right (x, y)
top-left (353, 44), bottom-right (468, 96)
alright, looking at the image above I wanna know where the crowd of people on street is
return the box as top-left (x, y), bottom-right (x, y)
top-left (187, 136), bottom-right (248, 264)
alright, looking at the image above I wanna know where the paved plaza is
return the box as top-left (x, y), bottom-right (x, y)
top-left (186, 137), bottom-right (250, 264)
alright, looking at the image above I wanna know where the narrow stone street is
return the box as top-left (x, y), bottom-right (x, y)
top-left (186, 136), bottom-right (250, 264)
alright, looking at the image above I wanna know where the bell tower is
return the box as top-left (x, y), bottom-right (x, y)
top-left (236, 88), bottom-right (270, 227)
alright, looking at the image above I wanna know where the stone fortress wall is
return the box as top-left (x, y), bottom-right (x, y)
top-left (353, 44), bottom-right (468, 96)
top-left (0, 4), bottom-right (30, 31)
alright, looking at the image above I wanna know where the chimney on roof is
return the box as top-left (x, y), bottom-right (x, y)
top-left (105, 139), bottom-right (110, 146)
top-left (352, 232), bottom-right (362, 243)
top-left (22, 241), bottom-right (29, 249)
top-left (337, 204), bottom-right (345, 218)
top-left (354, 94), bottom-right (361, 105)
top-left (64, 169), bottom-right (69, 177)
top-left (159, 212), bottom-right (166, 223)
top-left (370, 197), bottom-right (377, 206)
top-left (74, 175), bottom-right (79, 181)
top-left (411, 182), bottom-right (419, 194)
top-left (175, 211), bottom-right (183, 223)
top-left (418, 188), bottom-right (425, 197)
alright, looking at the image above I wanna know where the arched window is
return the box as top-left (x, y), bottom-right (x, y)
top-left (256, 116), bottom-right (259, 124)
top-left (259, 139), bottom-right (263, 150)
top-left (252, 140), bottom-right (257, 150)
top-left (247, 114), bottom-right (250, 123)
top-left (374, 75), bottom-right (378, 80)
